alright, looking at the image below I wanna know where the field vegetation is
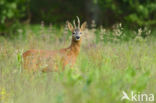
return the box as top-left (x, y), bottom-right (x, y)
top-left (0, 22), bottom-right (156, 103)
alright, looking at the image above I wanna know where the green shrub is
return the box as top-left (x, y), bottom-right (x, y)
top-left (0, 0), bottom-right (28, 35)
top-left (97, 0), bottom-right (156, 26)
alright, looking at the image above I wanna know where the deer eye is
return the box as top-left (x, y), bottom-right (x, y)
top-left (72, 32), bottom-right (75, 34)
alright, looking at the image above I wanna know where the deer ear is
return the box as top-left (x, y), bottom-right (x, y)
top-left (67, 21), bottom-right (74, 32)
top-left (80, 22), bottom-right (87, 31)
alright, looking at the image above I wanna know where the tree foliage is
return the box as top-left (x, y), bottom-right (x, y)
top-left (97, 0), bottom-right (156, 26)
top-left (0, 0), bottom-right (28, 34)
top-left (0, 0), bottom-right (156, 35)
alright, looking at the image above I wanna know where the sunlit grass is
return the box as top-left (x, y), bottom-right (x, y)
top-left (0, 24), bottom-right (156, 103)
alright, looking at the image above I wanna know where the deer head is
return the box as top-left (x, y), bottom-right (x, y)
top-left (67, 16), bottom-right (87, 41)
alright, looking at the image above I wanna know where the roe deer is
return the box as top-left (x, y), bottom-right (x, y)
top-left (23, 17), bottom-right (87, 72)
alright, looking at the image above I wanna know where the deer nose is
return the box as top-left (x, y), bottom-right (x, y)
top-left (76, 36), bottom-right (80, 39)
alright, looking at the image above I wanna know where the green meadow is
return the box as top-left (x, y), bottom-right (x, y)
top-left (0, 24), bottom-right (156, 103)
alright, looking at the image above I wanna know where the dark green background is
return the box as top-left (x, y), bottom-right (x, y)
top-left (0, 0), bottom-right (156, 34)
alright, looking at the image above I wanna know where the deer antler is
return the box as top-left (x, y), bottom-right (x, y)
top-left (73, 20), bottom-right (76, 29)
top-left (76, 16), bottom-right (80, 28)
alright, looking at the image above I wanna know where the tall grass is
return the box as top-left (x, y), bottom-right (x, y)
top-left (0, 23), bottom-right (156, 103)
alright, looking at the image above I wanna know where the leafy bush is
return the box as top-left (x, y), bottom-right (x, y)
top-left (0, 0), bottom-right (28, 34)
top-left (97, 0), bottom-right (156, 26)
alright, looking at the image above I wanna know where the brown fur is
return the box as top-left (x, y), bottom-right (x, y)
top-left (23, 37), bottom-right (81, 72)
top-left (23, 18), bottom-right (86, 72)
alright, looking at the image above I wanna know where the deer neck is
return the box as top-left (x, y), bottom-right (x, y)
top-left (68, 37), bottom-right (81, 56)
